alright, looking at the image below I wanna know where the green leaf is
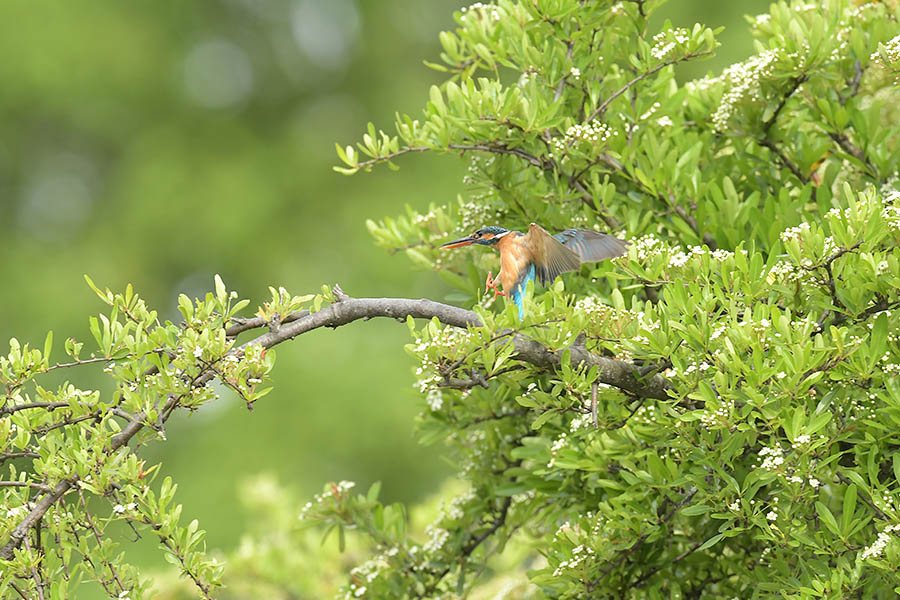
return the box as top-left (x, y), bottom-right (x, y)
top-left (841, 484), bottom-right (857, 535)
top-left (697, 533), bottom-right (724, 551)
top-left (816, 501), bottom-right (840, 536)
top-left (681, 504), bottom-right (710, 516)
top-left (367, 481), bottom-right (382, 503)
top-left (43, 331), bottom-right (53, 365)
top-left (531, 409), bottom-right (558, 430)
top-left (214, 274), bottom-right (227, 304)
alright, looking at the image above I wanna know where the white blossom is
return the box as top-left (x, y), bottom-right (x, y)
top-left (757, 444), bottom-right (785, 471)
top-left (650, 28), bottom-right (690, 61)
top-left (426, 388), bottom-right (443, 411)
top-left (860, 523), bottom-right (900, 560)
top-left (713, 49), bottom-right (780, 132)
top-left (424, 526), bottom-right (450, 552)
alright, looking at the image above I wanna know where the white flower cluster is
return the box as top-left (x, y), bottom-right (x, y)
top-left (860, 523), bottom-right (900, 560)
top-left (712, 49), bottom-right (780, 133)
top-left (791, 434), bottom-right (813, 449)
top-left (460, 2), bottom-right (501, 22)
top-left (458, 197), bottom-right (504, 231)
top-left (574, 295), bottom-right (615, 322)
top-left (411, 326), bottom-right (474, 393)
top-left (462, 154), bottom-right (495, 186)
top-left (700, 397), bottom-right (733, 429)
top-left (344, 584), bottom-right (368, 599)
top-left (426, 388), bottom-right (443, 411)
top-left (882, 204), bottom-right (900, 233)
top-left (552, 543), bottom-right (596, 576)
top-left (458, 429), bottom-right (489, 477)
top-left (298, 480), bottom-right (356, 520)
top-left (650, 28), bottom-right (690, 61)
top-left (667, 245), bottom-right (735, 268)
top-left (432, 488), bottom-right (477, 530)
top-left (423, 525), bottom-right (451, 552)
top-left (672, 359), bottom-right (712, 379)
top-left (570, 413), bottom-right (593, 432)
top-left (848, 394), bottom-right (878, 421)
top-left (766, 504), bottom-right (778, 521)
top-left (639, 102), bottom-right (661, 121)
top-left (881, 173), bottom-right (900, 203)
top-left (6, 504), bottom-right (31, 519)
top-left (787, 474), bottom-right (821, 488)
top-left (631, 404), bottom-right (658, 426)
top-left (630, 233), bottom-right (668, 261)
top-left (413, 208), bottom-right (439, 226)
top-left (872, 33), bottom-right (900, 66)
top-left (757, 444), bottom-right (785, 471)
top-left (685, 74), bottom-right (719, 94)
top-left (349, 551), bottom-right (393, 589)
top-left (630, 311), bottom-right (662, 348)
top-left (547, 432), bottom-right (568, 468)
top-left (113, 502), bottom-right (137, 514)
top-left (569, 66), bottom-right (581, 80)
top-left (551, 120), bottom-right (617, 158)
top-left (767, 260), bottom-right (807, 284)
top-left (517, 381), bottom-right (538, 405)
top-left (780, 222), bottom-right (810, 244)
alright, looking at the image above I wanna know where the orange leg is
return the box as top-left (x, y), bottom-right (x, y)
top-left (485, 271), bottom-right (506, 300)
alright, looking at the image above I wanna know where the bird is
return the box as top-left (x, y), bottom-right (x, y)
top-left (440, 223), bottom-right (627, 318)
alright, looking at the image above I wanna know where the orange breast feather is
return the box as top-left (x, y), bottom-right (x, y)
top-left (497, 234), bottom-right (530, 293)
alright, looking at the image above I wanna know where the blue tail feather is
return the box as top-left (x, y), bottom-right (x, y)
top-left (510, 264), bottom-right (535, 319)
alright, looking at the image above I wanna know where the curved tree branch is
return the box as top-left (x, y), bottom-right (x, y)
top-left (1, 290), bottom-right (671, 560)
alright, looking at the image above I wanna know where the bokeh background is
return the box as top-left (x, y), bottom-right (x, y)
top-left (0, 0), bottom-right (767, 592)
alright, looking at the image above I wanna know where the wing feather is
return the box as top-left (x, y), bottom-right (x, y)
top-left (553, 229), bottom-right (628, 262)
top-left (524, 223), bottom-right (581, 285)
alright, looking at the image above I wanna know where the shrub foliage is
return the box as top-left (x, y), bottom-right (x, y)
top-left (3, 0), bottom-right (900, 598)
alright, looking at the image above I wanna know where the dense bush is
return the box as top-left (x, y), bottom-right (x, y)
top-left (2, 0), bottom-right (900, 598)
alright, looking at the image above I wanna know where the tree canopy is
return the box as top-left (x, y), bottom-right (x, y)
top-left (2, 0), bottom-right (900, 598)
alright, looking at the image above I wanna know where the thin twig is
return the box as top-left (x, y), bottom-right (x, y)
top-left (630, 538), bottom-right (705, 589)
top-left (759, 76), bottom-right (810, 184)
top-left (588, 51), bottom-right (713, 122)
top-left (0, 481), bottom-right (52, 492)
top-left (587, 487), bottom-right (698, 590)
top-left (78, 489), bottom-right (126, 594)
top-left (23, 536), bottom-right (47, 600)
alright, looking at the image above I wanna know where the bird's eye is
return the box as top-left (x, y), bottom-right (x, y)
top-left (473, 232), bottom-right (481, 238)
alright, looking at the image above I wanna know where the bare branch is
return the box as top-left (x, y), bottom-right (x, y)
top-left (758, 76), bottom-right (810, 184)
top-left (1, 292), bottom-right (670, 560)
top-left (0, 481), bottom-right (52, 492)
top-left (828, 132), bottom-right (876, 176)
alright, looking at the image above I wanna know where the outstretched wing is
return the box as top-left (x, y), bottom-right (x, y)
top-left (553, 229), bottom-right (628, 263)
top-left (524, 223), bottom-right (581, 285)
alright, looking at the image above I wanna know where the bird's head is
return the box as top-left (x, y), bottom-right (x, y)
top-left (440, 226), bottom-right (510, 249)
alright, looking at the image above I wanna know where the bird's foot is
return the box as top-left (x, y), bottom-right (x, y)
top-left (485, 272), bottom-right (506, 300)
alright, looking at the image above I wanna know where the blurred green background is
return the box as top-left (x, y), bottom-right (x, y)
top-left (0, 0), bottom-right (767, 588)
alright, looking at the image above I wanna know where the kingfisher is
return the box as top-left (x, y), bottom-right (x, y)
top-left (440, 223), bottom-right (627, 318)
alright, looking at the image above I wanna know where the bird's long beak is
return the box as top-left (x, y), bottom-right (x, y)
top-left (440, 235), bottom-right (477, 249)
